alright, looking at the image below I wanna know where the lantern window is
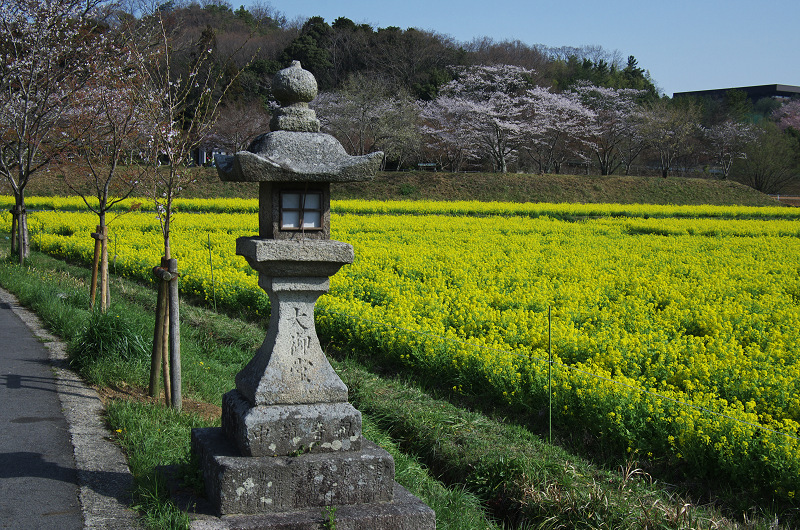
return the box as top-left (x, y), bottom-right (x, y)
top-left (280, 191), bottom-right (323, 231)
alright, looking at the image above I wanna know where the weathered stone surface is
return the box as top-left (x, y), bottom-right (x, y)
top-left (192, 428), bottom-right (395, 515)
top-left (218, 131), bottom-right (382, 183)
top-left (271, 61), bottom-right (317, 107)
top-left (215, 61), bottom-right (382, 184)
top-left (236, 238), bottom-right (353, 277)
top-left (188, 483), bottom-right (436, 529)
top-left (222, 391), bottom-right (362, 457)
top-left (270, 107), bottom-right (320, 133)
top-left (233, 275), bottom-right (349, 407)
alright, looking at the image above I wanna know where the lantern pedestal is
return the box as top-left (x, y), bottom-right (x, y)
top-left (191, 239), bottom-right (434, 528)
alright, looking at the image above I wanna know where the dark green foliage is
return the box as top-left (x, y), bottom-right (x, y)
top-left (69, 308), bottom-right (149, 385)
top-left (281, 34), bottom-right (333, 78)
top-left (136, 4), bottom-right (662, 104)
top-left (548, 53), bottom-right (658, 97)
top-left (733, 122), bottom-right (800, 193)
top-left (281, 16), bottom-right (333, 84)
top-left (279, 16), bottom-right (461, 98)
top-left (696, 88), bottom-right (755, 126)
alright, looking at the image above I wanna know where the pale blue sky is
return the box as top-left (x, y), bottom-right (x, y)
top-left (251, 0), bottom-right (799, 97)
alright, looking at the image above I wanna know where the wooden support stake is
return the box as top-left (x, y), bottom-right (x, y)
top-left (167, 258), bottom-right (181, 412)
top-left (148, 278), bottom-right (165, 397)
top-left (89, 226), bottom-right (106, 310)
top-left (100, 225), bottom-right (109, 311)
top-left (9, 208), bottom-right (17, 257)
top-left (160, 258), bottom-right (171, 406)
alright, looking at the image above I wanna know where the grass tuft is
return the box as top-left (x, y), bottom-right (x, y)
top-left (70, 308), bottom-right (150, 386)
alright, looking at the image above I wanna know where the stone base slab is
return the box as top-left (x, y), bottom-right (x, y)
top-left (188, 483), bottom-right (435, 530)
top-left (192, 427), bottom-right (394, 515)
top-left (222, 391), bottom-right (362, 457)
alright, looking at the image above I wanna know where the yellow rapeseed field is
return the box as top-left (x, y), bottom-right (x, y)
top-left (5, 197), bottom-right (799, 498)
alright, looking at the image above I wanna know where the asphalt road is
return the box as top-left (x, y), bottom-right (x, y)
top-left (0, 298), bottom-right (83, 528)
top-left (0, 288), bottom-right (141, 529)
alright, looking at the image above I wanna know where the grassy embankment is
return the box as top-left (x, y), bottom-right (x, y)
top-left (14, 167), bottom-right (782, 206)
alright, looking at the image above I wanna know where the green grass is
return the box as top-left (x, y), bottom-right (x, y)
top-left (7, 166), bottom-right (780, 206)
top-left (0, 247), bottom-right (796, 528)
top-left (106, 401), bottom-right (211, 530)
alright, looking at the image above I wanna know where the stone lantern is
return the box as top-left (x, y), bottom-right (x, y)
top-left (190, 61), bottom-right (435, 529)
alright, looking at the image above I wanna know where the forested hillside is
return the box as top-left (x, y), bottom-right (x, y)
top-left (154, 1), bottom-right (659, 102)
top-left (149, 1), bottom-right (798, 189)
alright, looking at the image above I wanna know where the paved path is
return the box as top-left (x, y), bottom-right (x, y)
top-left (0, 287), bottom-right (141, 529)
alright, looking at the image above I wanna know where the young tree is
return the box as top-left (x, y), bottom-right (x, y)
top-left (703, 120), bottom-right (755, 179)
top-left (136, 10), bottom-right (246, 409)
top-left (0, 0), bottom-right (106, 263)
top-left (571, 83), bottom-right (645, 175)
top-left (55, 29), bottom-right (150, 311)
top-left (640, 98), bottom-right (700, 178)
top-left (138, 11), bottom-right (243, 259)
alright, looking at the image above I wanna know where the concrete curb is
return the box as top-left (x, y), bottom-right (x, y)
top-left (0, 287), bottom-right (142, 529)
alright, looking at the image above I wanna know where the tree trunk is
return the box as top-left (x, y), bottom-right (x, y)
top-left (13, 194), bottom-right (29, 264)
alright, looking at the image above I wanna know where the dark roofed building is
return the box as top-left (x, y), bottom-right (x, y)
top-left (674, 84), bottom-right (800, 102)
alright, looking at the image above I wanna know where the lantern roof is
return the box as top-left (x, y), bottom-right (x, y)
top-left (216, 61), bottom-right (382, 183)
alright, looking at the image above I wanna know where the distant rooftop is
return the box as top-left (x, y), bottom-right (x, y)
top-left (673, 84), bottom-right (800, 101)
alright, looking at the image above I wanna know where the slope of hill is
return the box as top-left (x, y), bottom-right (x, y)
top-left (7, 169), bottom-right (781, 207)
top-left (330, 171), bottom-right (780, 206)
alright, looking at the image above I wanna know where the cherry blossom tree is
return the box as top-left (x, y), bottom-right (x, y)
top-left (0, 0), bottom-right (107, 263)
top-left (428, 64), bottom-right (535, 173)
top-left (703, 120), bottom-right (755, 179)
top-left (570, 83), bottom-right (645, 175)
top-left (134, 11), bottom-right (247, 409)
top-left (773, 100), bottom-right (800, 132)
top-left (521, 87), bottom-right (596, 174)
top-left (420, 95), bottom-right (482, 171)
top-left (55, 30), bottom-right (152, 311)
top-left (136, 11), bottom-right (244, 260)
